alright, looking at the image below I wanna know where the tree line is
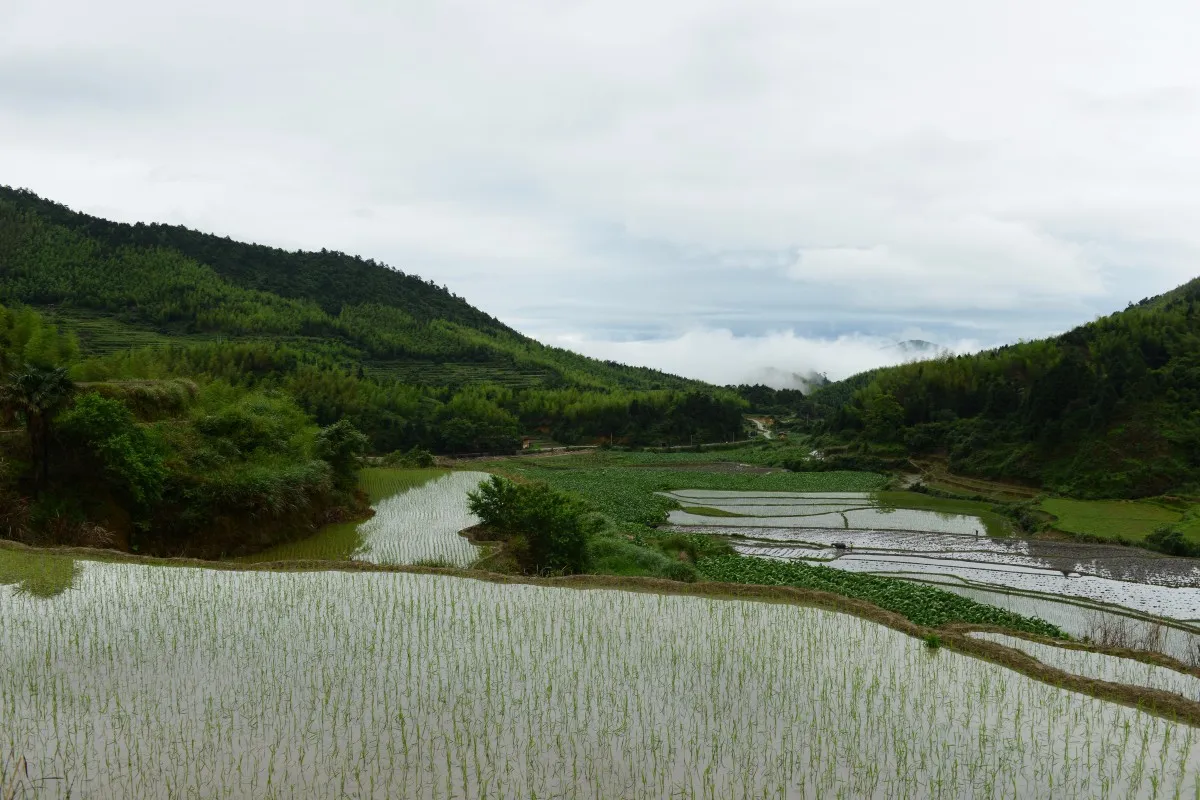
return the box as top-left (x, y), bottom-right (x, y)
top-left (810, 278), bottom-right (1200, 497)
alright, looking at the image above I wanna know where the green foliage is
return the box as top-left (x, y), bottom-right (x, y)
top-left (696, 554), bottom-right (1065, 638)
top-left (862, 391), bottom-right (906, 442)
top-left (467, 475), bottom-right (600, 574)
top-left (817, 277), bottom-right (1200, 497)
top-left (1145, 525), bottom-right (1200, 557)
top-left (480, 465), bottom-right (886, 527)
top-left (58, 393), bottom-right (166, 507)
top-left (2, 364), bottom-right (74, 488)
top-left (733, 383), bottom-right (822, 417)
top-left (438, 391), bottom-right (520, 453)
top-left (314, 420), bottom-right (368, 491)
top-left (0, 186), bottom-right (707, 395)
top-left (0, 305), bottom-right (79, 371)
top-left (382, 446), bottom-right (436, 468)
top-left (0, 188), bottom-right (755, 455)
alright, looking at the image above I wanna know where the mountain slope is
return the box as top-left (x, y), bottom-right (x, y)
top-left (0, 186), bottom-right (701, 392)
top-left (817, 279), bottom-right (1200, 497)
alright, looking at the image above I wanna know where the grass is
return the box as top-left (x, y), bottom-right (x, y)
top-left (478, 461), bottom-right (886, 527)
top-left (1039, 498), bottom-right (1197, 542)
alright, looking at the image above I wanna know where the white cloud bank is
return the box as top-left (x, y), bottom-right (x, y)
top-left (548, 329), bottom-right (984, 388)
top-left (2, 0), bottom-right (1199, 380)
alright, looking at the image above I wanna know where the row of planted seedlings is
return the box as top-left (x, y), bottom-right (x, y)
top-left (1, 554), bottom-right (1199, 799)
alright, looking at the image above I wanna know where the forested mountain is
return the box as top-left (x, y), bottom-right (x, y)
top-left (0, 186), bottom-right (746, 454)
top-left (0, 186), bottom-right (705, 393)
top-left (0, 187), bottom-right (746, 556)
top-left (817, 278), bottom-right (1200, 497)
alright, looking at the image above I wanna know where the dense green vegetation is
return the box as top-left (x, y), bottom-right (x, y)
top-left (0, 188), bottom-right (754, 553)
top-left (696, 555), bottom-right (1065, 637)
top-left (810, 278), bottom-right (1200, 498)
top-left (468, 475), bottom-right (600, 574)
top-left (482, 458), bottom-right (885, 527)
top-left (0, 186), bottom-right (747, 457)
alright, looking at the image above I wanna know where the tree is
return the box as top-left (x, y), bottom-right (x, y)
top-left (862, 391), bottom-right (905, 442)
top-left (2, 366), bottom-right (73, 490)
top-left (315, 419), bottom-right (369, 491)
top-left (467, 475), bottom-right (599, 574)
top-left (57, 392), bottom-right (166, 508)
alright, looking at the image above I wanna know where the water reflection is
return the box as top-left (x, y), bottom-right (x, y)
top-left (0, 548), bottom-right (79, 598)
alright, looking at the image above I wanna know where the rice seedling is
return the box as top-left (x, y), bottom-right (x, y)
top-left (1, 554), bottom-right (1197, 798)
top-left (242, 470), bottom-right (487, 567)
top-left (969, 632), bottom-right (1200, 700)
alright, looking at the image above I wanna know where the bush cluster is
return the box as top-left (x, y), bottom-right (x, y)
top-left (467, 476), bottom-right (600, 574)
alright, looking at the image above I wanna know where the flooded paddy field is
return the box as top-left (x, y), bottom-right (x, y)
top-left (968, 632), bottom-right (1200, 701)
top-left (2, 555), bottom-right (1199, 799)
top-left (668, 489), bottom-right (1200, 660)
top-left (243, 470), bottom-right (490, 567)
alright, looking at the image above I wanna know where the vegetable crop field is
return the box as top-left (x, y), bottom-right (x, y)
top-left (2, 552), bottom-right (1198, 799)
top-left (696, 554), bottom-right (1064, 636)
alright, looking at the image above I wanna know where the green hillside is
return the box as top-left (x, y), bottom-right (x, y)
top-left (0, 186), bottom-right (747, 454)
top-left (0, 187), bottom-right (747, 557)
top-left (814, 279), bottom-right (1200, 497)
top-left (0, 185), bottom-right (703, 393)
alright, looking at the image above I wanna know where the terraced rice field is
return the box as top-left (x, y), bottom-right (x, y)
top-left (666, 489), bottom-right (1200, 662)
top-left (243, 470), bottom-right (488, 567)
top-left (662, 490), bottom-right (988, 535)
top-left (2, 553), bottom-right (1198, 799)
top-left (969, 632), bottom-right (1200, 701)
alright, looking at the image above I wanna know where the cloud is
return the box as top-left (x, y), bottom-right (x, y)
top-left (2, 0), bottom-right (1200, 383)
top-left (546, 329), bottom-right (984, 388)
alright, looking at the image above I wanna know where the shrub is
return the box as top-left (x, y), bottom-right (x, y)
top-left (58, 392), bottom-right (166, 508)
top-left (315, 420), bottom-right (369, 491)
top-left (1145, 525), bottom-right (1199, 557)
top-left (382, 446), bottom-right (435, 468)
top-left (467, 475), bottom-right (600, 574)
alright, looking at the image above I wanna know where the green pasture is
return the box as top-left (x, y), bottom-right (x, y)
top-left (1040, 498), bottom-right (1200, 543)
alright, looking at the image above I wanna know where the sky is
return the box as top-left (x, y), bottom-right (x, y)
top-left (3, 1), bottom-right (1199, 387)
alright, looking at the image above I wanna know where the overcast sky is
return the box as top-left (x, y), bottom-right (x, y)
top-left (3, 1), bottom-right (1199, 386)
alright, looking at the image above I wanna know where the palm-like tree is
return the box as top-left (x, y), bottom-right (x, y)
top-left (1, 366), bottom-right (74, 491)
